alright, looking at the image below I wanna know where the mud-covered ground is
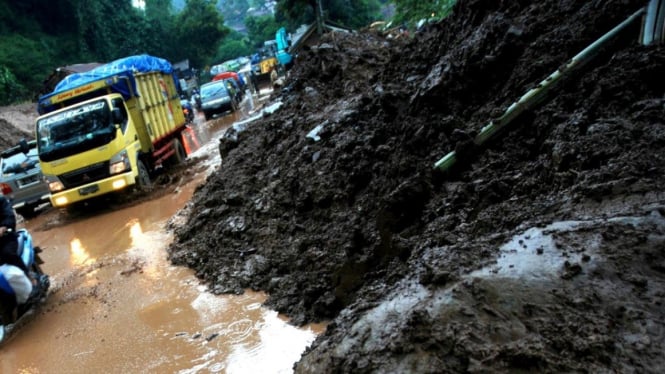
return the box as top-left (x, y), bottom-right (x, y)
top-left (168, 0), bottom-right (665, 372)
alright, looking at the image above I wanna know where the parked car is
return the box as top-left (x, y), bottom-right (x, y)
top-left (199, 80), bottom-right (237, 121)
top-left (0, 139), bottom-right (51, 217)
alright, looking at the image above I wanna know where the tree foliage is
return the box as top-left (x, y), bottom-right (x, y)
top-left (390, 0), bottom-right (456, 26)
top-left (244, 14), bottom-right (281, 49)
top-left (276, 0), bottom-right (384, 30)
top-left (0, 65), bottom-right (25, 106)
top-left (214, 30), bottom-right (253, 64)
top-left (0, 0), bottom-right (402, 105)
top-left (0, 0), bottom-right (234, 104)
top-left (173, 0), bottom-right (229, 68)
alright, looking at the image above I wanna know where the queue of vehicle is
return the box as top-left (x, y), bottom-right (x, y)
top-left (3, 31), bottom-right (297, 218)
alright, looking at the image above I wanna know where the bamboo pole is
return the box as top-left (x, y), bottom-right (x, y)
top-left (434, 7), bottom-right (646, 172)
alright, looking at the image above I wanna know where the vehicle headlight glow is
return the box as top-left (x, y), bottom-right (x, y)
top-left (49, 180), bottom-right (64, 192)
top-left (112, 179), bottom-right (127, 189)
top-left (54, 196), bottom-right (68, 206)
top-left (109, 150), bottom-right (130, 175)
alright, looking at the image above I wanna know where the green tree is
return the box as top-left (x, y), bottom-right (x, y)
top-left (174, 0), bottom-right (229, 68)
top-left (245, 14), bottom-right (280, 48)
top-left (276, 0), bottom-right (321, 31)
top-left (0, 0), bottom-right (237, 103)
top-left (276, 0), bottom-right (383, 31)
top-left (215, 30), bottom-right (253, 63)
top-left (141, 0), bottom-right (178, 59)
top-left (0, 65), bottom-right (26, 105)
top-left (0, 34), bottom-right (60, 97)
top-left (326, 0), bottom-right (382, 28)
top-left (67, 0), bottom-right (160, 61)
top-left (390, 0), bottom-right (456, 26)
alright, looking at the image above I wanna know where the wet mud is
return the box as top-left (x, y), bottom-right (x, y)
top-left (167, 0), bottom-right (665, 372)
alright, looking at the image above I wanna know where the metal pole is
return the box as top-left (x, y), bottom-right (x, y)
top-left (434, 7), bottom-right (646, 172)
top-left (642, 0), bottom-right (665, 44)
top-left (654, 0), bottom-right (665, 43)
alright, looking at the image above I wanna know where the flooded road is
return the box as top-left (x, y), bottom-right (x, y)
top-left (0, 96), bottom-right (324, 373)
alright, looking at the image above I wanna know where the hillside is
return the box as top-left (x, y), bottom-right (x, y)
top-left (0, 103), bottom-right (35, 149)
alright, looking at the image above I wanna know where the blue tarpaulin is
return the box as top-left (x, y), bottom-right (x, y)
top-left (38, 54), bottom-right (176, 114)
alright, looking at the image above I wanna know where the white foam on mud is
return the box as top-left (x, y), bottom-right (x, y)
top-left (472, 211), bottom-right (665, 281)
top-left (336, 279), bottom-right (430, 354)
top-left (470, 221), bottom-right (585, 281)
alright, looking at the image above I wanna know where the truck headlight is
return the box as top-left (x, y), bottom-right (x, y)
top-left (49, 180), bottom-right (64, 192)
top-left (109, 150), bottom-right (130, 175)
top-left (44, 175), bottom-right (64, 192)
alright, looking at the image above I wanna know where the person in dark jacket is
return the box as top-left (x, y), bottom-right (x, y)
top-left (0, 195), bottom-right (28, 274)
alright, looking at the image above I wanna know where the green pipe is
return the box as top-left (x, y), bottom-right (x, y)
top-left (434, 7), bottom-right (646, 172)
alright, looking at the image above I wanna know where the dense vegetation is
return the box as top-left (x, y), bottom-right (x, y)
top-left (0, 0), bottom-right (454, 105)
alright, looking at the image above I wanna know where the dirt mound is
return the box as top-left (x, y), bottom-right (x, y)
top-left (169, 0), bottom-right (665, 372)
top-left (0, 102), bottom-right (37, 149)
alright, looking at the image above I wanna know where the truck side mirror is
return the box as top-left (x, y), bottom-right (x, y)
top-left (112, 107), bottom-right (123, 124)
top-left (18, 138), bottom-right (30, 155)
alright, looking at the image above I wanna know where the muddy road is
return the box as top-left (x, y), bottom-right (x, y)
top-left (0, 98), bottom-right (323, 373)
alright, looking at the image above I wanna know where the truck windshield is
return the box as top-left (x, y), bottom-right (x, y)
top-left (36, 99), bottom-right (116, 162)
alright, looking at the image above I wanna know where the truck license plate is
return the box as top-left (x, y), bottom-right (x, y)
top-left (79, 184), bottom-right (99, 195)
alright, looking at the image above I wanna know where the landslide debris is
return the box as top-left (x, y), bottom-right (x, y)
top-left (0, 102), bottom-right (37, 149)
top-left (169, 0), bottom-right (665, 372)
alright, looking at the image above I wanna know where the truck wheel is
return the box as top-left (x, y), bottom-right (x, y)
top-left (170, 138), bottom-right (187, 165)
top-left (135, 160), bottom-right (152, 192)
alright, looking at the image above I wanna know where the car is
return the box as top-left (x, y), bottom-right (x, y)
top-left (0, 139), bottom-right (51, 218)
top-left (199, 80), bottom-right (237, 121)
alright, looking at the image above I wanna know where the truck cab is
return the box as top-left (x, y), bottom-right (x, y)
top-left (35, 54), bottom-right (188, 209)
top-left (36, 95), bottom-right (145, 208)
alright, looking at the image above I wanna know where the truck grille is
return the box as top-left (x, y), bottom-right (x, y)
top-left (59, 161), bottom-right (110, 189)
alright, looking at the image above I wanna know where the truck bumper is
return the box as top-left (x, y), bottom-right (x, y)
top-left (49, 172), bottom-right (136, 207)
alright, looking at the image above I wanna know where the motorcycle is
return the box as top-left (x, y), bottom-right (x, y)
top-left (0, 228), bottom-right (50, 344)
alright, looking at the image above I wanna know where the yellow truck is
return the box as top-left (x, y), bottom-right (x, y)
top-left (35, 54), bottom-right (189, 208)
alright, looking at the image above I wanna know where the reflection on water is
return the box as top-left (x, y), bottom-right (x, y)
top-left (69, 237), bottom-right (94, 266)
top-left (128, 218), bottom-right (150, 250)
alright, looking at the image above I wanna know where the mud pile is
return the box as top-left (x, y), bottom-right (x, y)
top-left (0, 118), bottom-right (31, 150)
top-left (169, 0), bottom-right (665, 372)
top-left (0, 102), bottom-right (37, 149)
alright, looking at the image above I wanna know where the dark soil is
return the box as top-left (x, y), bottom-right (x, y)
top-left (0, 119), bottom-right (31, 150)
top-left (169, 0), bottom-right (665, 372)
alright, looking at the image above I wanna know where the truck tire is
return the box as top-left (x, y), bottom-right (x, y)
top-left (170, 138), bottom-right (187, 165)
top-left (135, 160), bottom-right (152, 192)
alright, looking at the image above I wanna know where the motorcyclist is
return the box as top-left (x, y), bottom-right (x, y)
top-left (0, 195), bottom-right (27, 274)
top-left (191, 88), bottom-right (201, 110)
top-left (1, 194), bottom-right (34, 330)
